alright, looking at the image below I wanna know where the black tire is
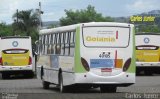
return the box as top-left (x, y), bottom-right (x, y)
top-left (145, 70), bottom-right (152, 76)
top-left (28, 71), bottom-right (34, 78)
top-left (2, 73), bottom-right (10, 79)
top-left (59, 73), bottom-right (66, 93)
top-left (40, 66), bottom-right (44, 79)
top-left (136, 69), bottom-right (141, 76)
top-left (42, 80), bottom-right (50, 89)
top-left (24, 71), bottom-right (34, 78)
top-left (100, 86), bottom-right (117, 93)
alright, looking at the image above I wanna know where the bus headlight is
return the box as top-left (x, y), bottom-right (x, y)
top-left (123, 58), bottom-right (131, 72)
top-left (81, 57), bottom-right (90, 71)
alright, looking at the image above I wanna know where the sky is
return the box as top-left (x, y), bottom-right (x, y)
top-left (0, 0), bottom-right (160, 24)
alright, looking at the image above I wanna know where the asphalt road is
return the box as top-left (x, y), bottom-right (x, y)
top-left (0, 75), bottom-right (160, 99)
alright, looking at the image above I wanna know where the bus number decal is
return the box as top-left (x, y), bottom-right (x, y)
top-left (99, 52), bottom-right (110, 58)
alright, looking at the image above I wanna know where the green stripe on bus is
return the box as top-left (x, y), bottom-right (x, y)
top-left (74, 26), bottom-right (87, 73)
top-left (127, 27), bottom-right (136, 73)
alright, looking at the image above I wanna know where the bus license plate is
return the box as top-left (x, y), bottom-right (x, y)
top-left (101, 68), bottom-right (112, 72)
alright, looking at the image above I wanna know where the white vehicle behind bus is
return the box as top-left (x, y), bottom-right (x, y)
top-left (35, 22), bottom-right (135, 93)
top-left (0, 36), bottom-right (34, 79)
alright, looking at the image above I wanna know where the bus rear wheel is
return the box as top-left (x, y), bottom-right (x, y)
top-left (42, 80), bottom-right (50, 89)
top-left (2, 73), bottom-right (10, 79)
top-left (24, 71), bottom-right (34, 78)
top-left (144, 70), bottom-right (152, 76)
top-left (100, 86), bottom-right (117, 93)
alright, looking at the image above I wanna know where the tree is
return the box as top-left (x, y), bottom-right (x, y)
top-left (12, 9), bottom-right (40, 43)
top-left (155, 17), bottom-right (160, 27)
top-left (136, 24), bottom-right (160, 33)
top-left (60, 5), bottom-right (114, 26)
top-left (0, 22), bottom-right (13, 36)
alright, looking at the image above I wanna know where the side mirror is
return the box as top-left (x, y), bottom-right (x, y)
top-left (34, 40), bottom-right (39, 56)
top-left (34, 40), bottom-right (40, 62)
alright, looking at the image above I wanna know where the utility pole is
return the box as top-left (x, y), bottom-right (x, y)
top-left (38, 2), bottom-right (43, 29)
top-left (16, 9), bottom-right (18, 23)
top-left (34, 2), bottom-right (43, 74)
top-left (14, 9), bottom-right (19, 36)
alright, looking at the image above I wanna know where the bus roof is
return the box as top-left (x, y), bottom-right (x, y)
top-left (39, 22), bottom-right (133, 35)
top-left (1, 36), bottom-right (30, 39)
top-left (136, 33), bottom-right (160, 35)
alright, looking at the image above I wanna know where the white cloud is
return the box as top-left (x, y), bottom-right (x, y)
top-left (2, 0), bottom-right (159, 24)
top-left (0, 0), bottom-right (41, 24)
top-left (9, 0), bottom-right (19, 13)
top-left (126, 0), bottom-right (160, 14)
top-left (42, 12), bottom-right (55, 21)
top-left (0, 0), bottom-right (66, 24)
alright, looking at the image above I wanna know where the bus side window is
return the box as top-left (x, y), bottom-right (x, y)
top-left (62, 33), bottom-right (66, 55)
top-left (56, 33), bottom-right (61, 55)
top-left (51, 34), bottom-right (55, 54)
top-left (70, 32), bottom-right (75, 56)
top-left (62, 31), bottom-right (75, 56)
top-left (50, 34), bottom-right (54, 54)
top-left (47, 34), bottom-right (51, 54)
top-left (60, 33), bottom-right (64, 55)
top-left (45, 34), bottom-right (48, 55)
top-left (68, 32), bottom-right (71, 55)
top-left (53, 34), bottom-right (58, 54)
top-left (42, 35), bottom-right (46, 55)
top-left (64, 32), bottom-right (69, 56)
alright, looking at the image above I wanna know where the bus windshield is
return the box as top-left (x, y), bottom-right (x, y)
top-left (82, 26), bottom-right (130, 48)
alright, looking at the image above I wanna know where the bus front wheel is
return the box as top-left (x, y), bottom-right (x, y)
top-left (100, 86), bottom-right (117, 93)
top-left (59, 73), bottom-right (66, 93)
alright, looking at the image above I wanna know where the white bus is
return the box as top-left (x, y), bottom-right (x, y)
top-left (136, 33), bottom-right (160, 75)
top-left (35, 22), bottom-right (135, 93)
top-left (0, 36), bottom-right (34, 79)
